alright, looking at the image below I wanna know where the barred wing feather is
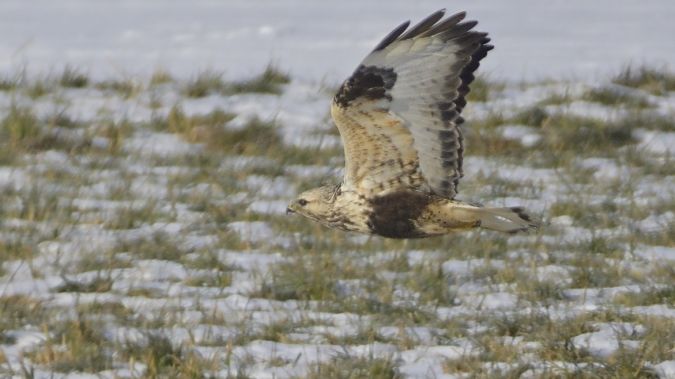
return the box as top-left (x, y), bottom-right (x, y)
top-left (331, 9), bottom-right (493, 199)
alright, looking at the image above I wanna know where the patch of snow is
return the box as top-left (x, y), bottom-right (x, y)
top-left (652, 360), bottom-right (675, 378)
top-left (378, 326), bottom-right (442, 345)
top-left (244, 175), bottom-right (294, 198)
top-left (550, 215), bottom-right (574, 227)
top-left (0, 330), bottom-right (47, 364)
top-left (571, 322), bottom-right (644, 358)
top-left (220, 155), bottom-right (276, 171)
top-left (442, 259), bottom-right (505, 276)
top-left (635, 129), bottom-right (675, 155)
top-left (284, 164), bottom-right (337, 178)
top-left (0, 167), bottom-right (29, 191)
top-left (123, 132), bottom-right (203, 157)
top-left (578, 157), bottom-right (634, 181)
top-left (227, 221), bottom-right (275, 244)
top-left (630, 304), bottom-right (675, 318)
top-left (499, 124), bottom-right (541, 147)
top-left (248, 199), bottom-right (289, 215)
top-left (635, 245), bottom-right (675, 262)
top-left (545, 100), bottom-right (627, 121)
top-left (462, 292), bottom-right (519, 310)
top-left (636, 212), bottom-right (675, 234)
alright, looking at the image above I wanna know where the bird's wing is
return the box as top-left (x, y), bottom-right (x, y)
top-left (331, 9), bottom-right (492, 198)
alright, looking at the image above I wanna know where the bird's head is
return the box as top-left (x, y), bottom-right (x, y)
top-left (287, 184), bottom-right (340, 221)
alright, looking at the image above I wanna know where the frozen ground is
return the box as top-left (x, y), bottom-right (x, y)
top-left (0, 1), bottom-right (674, 378)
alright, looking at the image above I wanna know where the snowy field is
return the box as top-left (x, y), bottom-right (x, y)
top-left (0, 1), bottom-right (674, 378)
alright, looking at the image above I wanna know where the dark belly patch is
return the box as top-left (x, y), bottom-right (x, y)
top-left (367, 191), bottom-right (433, 238)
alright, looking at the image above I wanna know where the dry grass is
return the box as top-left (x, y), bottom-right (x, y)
top-left (307, 354), bottom-right (400, 379)
top-left (613, 65), bottom-right (675, 96)
top-left (0, 66), bottom-right (673, 378)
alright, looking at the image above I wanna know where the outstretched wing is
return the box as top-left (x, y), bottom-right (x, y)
top-left (331, 9), bottom-right (492, 199)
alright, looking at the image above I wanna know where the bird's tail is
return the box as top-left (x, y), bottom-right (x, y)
top-left (476, 206), bottom-right (539, 233)
top-left (449, 204), bottom-right (539, 233)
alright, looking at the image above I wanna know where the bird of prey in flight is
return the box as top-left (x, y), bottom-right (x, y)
top-left (287, 9), bottom-right (538, 238)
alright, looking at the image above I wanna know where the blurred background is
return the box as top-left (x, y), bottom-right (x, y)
top-left (1, 0), bottom-right (674, 83)
top-left (0, 1), bottom-right (673, 378)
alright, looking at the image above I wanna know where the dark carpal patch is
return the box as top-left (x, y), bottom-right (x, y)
top-left (334, 65), bottom-right (397, 108)
top-left (367, 191), bottom-right (433, 238)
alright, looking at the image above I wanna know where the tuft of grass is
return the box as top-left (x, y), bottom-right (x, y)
top-left (118, 231), bottom-right (188, 262)
top-left (307, 354), bottom-right (401, 379)
top-left (380, 253), bottom-right (410, 272)
top-left (568, 260), bottom-right (624, 289)
top-left (149, 69), bottom-right (174, 86)
top-left (539, 113), bottom-right (636, 155)
top-left (122, 333), bottom-right (217, 378)
top-left (8, 185), bottom-right (74, 223)
top-left (621, 111), bottom-right (675, 132)
top-left (183, 70), bottom-right (226, 98)
top-left (466, 112), bottom-right (506, 131)
top-left (95, 78), bottom-right (142, 98)
top-left (0, 295), bottom-right (47, 331)
top-left (613, 287), bottom-right (675, 307)
top-left (512, 105), bottom-right (549, 127)
top-left (517, 278), bottom-right (567, 305)
top-left (0, 105), bottom-right (92, 154)
top-left (538, 91), bottom-right (574, 106)
top-left (484, 311), bottom-right (554, 339)
top-left (95, 117), bottom-right (133, 154)
top-left (182, 65), bottom-right (289, 97)
top-left (404, 262), bottom-right (456, 306)
top-left (466, 76), bottom-right (504, 103)
top-left (613, 65), bottom-right (675, 96)
top-left (0, 72), bottom-right (21, 90)
top-left (59, 66), bottom-right (89, 88)
top-left (76, 251), bottom-right (133, 273)
top-left (157, 106), bottom-right (284, 156)
top-left (582, 87), bottom-right (652, 108)
top-left (463, 127), bottom-right (526, 159)
top-left (257, 257), bottom-right (338, 301)
top-left (182, 253), bottom-right (235, 288)
top-left (103, 201), bottom-right (166, 230)
top-left (472, 107), bottom-right (641, 160)
top-left (0, 239), bottom-right (35, 264)
top-left (0, 104), bottom-right (42, 149)
top-left (30, 317), bottom-right (113, 373)
top-left (159, 106), bottom-right (235, 143)
top-left (225, 65), bottom-right (290, 95)
top-left (56, 276), bottom-right (114, 293)
top-left (26, 78), bottom-right (53, 98)
top-left (45, 110), bottom-right (82, 129)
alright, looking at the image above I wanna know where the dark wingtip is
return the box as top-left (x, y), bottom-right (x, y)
top-left (372, 20), bottom-right (410, 52)
top-left (509, 206), bottom-right (541, 231)
top-left (399, 9), bottom-right (446, 40)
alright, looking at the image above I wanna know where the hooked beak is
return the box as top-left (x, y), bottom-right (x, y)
top-left (286, 207), bottom-right (295, 215)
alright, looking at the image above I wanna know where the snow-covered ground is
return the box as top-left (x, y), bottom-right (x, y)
top-left (0, 1), bottom-right (674, 378)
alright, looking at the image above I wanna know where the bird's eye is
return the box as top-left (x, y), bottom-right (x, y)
top-left (298, 199), bottom-right (308, 206)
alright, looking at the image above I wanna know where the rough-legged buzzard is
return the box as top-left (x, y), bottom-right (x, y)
top-left (287, 9), bottom-right (538, 238)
